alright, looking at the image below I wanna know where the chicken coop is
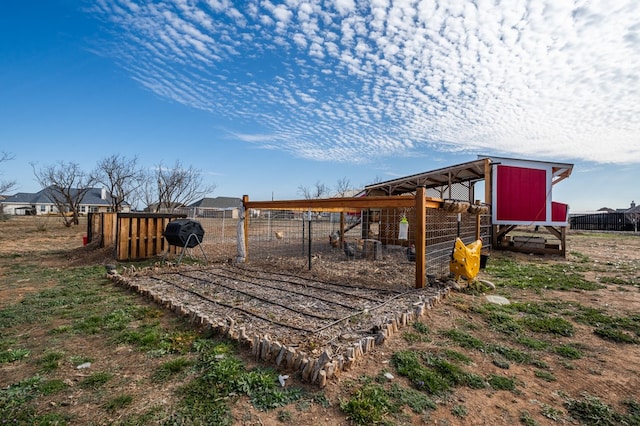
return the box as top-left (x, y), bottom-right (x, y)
top-left (240, 156), bottom-right (574, 288)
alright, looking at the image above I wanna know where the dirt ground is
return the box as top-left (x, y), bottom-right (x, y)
top-left (1, 216), bottom-right (639, 425)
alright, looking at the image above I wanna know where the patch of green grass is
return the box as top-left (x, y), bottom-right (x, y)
top-left (520, 410), bottom-right (539, 425)
top-left (340, 383), bottom-right (395, 425)
top-left (277, 409), bottom-right (293, 422)
top-left (104, 394), bottom-right (133, 412)
top-left (392, 351), bottom-right (451, 394)
top-left (175, 341), bottom-right (304, 424)
top-left (80, 371), bottom-right (113, 389)
top-left (599, 276), bottom-right (636, 286)
top-left (442, 349), bottom-right (472, 364)
top-left (594, 327), bottom-right (640, 344)
top-left (451, 404), bottom-right (468, 417)
top-left (521, 316), bottom-right (574, 337)
top-left (387, 383), bottom-right (436, 413)
top-left (0, 347), bottom-right (30, 364)
top-left (391, 351), bottom-right (485, 395)
top-left (489, 344), bottom-right (531, 364)
top-left (570, 251), bottom-right (591, 263)
top-left (152, 356), bottom-right (193, 382)
top-left (39, 379), bottom-right (68, 395)
top-left (486, 257), bottom-right (602, 292)
top-left (484, 310), bottom-right (524, 336)
top-left (565, 394), bottom-right (625, 425)
top-left (554, 345), bottom-right (583, 359)
top-left (572, 306), bottom-right (640, 344)
top-left (412, 321), bottom-right (430, 335)
top-left (515, 336), bottom-right (550, 351)
top-left (402, 331), bottom-right (431, 343)
top-left (441, 329), bottom-right (485, 350)
top-left (488, 374), bottom-right (516, 391)
top-left (534, 370), bottom-right (556, 382)
top-left (541, 404), bottom-right (563, 421)
top-left (37, 350), bottom-right (65, 373)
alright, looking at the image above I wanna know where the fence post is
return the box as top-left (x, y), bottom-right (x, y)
top-left (415, 187), bottom-right (427, 289)
top-left (242, 195), bottom-right (250, 261)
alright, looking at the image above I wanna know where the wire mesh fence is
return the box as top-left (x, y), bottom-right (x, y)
top-left (241, 207), bottom-right (491, 287)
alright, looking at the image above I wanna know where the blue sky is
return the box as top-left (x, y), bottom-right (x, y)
top-left (1, 0), bottom-right (639, 211)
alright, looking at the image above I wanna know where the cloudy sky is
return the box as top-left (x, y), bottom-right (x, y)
top-left (1, 0), bottom-right (639, 210)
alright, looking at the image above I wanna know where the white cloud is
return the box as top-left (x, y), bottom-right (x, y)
top-left (91, 0), bottom-right (640, 164)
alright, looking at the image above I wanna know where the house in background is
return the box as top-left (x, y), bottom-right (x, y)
top-left (1, 187), bottom-right (129, 215)
top-left (184, 196), bottom-right (243, 219)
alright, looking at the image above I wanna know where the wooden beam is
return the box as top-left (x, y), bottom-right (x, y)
top-left (244, 195), bottom-right (441, 211)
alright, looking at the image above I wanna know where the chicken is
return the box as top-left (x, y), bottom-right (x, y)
top-left (329, 231), bottom-right (340, 247)
top-left (275, 231), bottom-right (284, 240)
top-left (406, 244), bottom-right (416, 261)
top-left (344, 242), bottom-right (356, 258)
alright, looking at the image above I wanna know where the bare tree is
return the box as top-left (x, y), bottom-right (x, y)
top-left (92, 154), bottom-right (144, 212)
top-left (151, 160), bottom-right (216, 212)
top-left (32, 161), bottom-right (95, 226)
top-left (0, 151), bottom-right (17, 195)
top-left (297, 180), bottom-right (328, 199)
top-left (334, 177), bottom-right (353, 197)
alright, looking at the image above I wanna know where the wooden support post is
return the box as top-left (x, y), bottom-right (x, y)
top-left (242, 195), bottom-right (250, 262)
top-left (415, 187), bottom-right (427, 289)
top-left (339, 211), bottom-right (345, 248)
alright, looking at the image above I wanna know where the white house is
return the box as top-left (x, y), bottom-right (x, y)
top-left (1, 187), bottom-right (130, 215)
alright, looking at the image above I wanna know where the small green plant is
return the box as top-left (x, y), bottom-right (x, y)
top-left (312, 392), bottom-right (331, 408)
top-left (594, 327), bottom-right (639, 344)
top-left (37, 350), bottom-right (65, 372)
top-left (540, 404), bottom-right (563, 421)
top-left (521, 316), bottom-right (574, 337)
top-left (340, 383), bottom-right (394, 425)
top-left (402, 331), bottom-right (430, 343)
top-left (80, 371), bottom-right (113, 389)
top-left (277, 409), bottom-right (292, 423)
top-left (0, 347), bottom-right (30, 364)
top-left (554, 345), bottom-right (583, 359)
top-left (413, 321), bottom-right (430, 335)
top-left (534, 370), bottom-right (556, 382)
top-left (488, 374), bottom-right (516, 391)
top-left (39, 379), bottom-right (68, 395)
top-left (516, 336), bottom-right (550, 350)
top-left (520, 410), bottom-right (539, 425)
top-left (387, 383), bottom-right (436, 413)
top-left (441, 329), bottom-right (485, 350)
top-left (565, 394), bottom-right (619, 425)
top-left (489, 344), bottom-right (531, 364)
top-left (104, 394), bottom-right (133, 412)
top-left (570, 251), bottom-right (590, 263)
top-left (153, 357), bottom-right (193, 382)
top-left (442, 349), bottom-right (472, 364)
top-left (451, 404), bottom-right (468, 417)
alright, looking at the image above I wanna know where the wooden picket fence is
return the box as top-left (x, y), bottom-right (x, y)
top-left (88, 212), bottom-right (186, 261)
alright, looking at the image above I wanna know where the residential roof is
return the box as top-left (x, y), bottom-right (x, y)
top-left (188, 196), bottom-right (243, 209)
top-left (2, 187), bottom-right (116, 206)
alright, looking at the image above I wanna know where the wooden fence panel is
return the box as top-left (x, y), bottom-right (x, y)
top-left (87, 212), bottom-right (185, 261)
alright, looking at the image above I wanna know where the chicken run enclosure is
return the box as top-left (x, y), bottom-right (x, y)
top-left (241, 187), bottom-right (492, 289)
